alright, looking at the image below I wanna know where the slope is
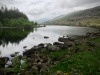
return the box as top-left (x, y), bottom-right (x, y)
top-left (43, 6), bottom-right (100, 26)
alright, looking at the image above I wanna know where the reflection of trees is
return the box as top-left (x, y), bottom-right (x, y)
top-left (34, 28), bottom-right (37, 32)
top-left (0, 28), bottom-right (34, 47)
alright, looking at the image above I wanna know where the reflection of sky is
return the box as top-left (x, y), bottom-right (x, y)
top-left (0, 26), bottom-right (97, 57)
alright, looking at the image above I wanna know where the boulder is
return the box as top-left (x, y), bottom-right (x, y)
top-left (10, 54), bottom-right (16, 57)
top-left (23, 46), bottom-right (27, 48)
top-left (46, 44), bottom-right (60, 52)
top-left (58, 37), bottom-right (68, 42)
top-left (53, 42), bottom-right (63, 46)
top-left (0, 57), bottom-right (9, 68)
top-left (44, 36), bottom-right (49, 39)
top-left (68, 37), bottom-right (76, 41)
top-left (38, 43), bottom-right (44, 48)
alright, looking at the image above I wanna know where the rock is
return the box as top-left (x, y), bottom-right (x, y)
top-left (67, 42), bottom-right (73, 47)
top-left (10, 54), bottom-right (16, 57)
top-left (53, 42), bottom-right (64, 49)
top-left (86, 41), bottom-right (95, 47)
top-left (68, 37), bottom-right (76, 41)
top-left (11, 56), bottom-right (21, 68)
top-left (58, 37), bottom-right (68, 42)
top-left (15, 52), bottom-right (19, 54)
top-left (53, 42), bottom-right (63, 45)
top-left (46, 44), bottom-right (60, 52)
top-left (38, 43), bottom-right (44, 48)
top-left (44, 36), bottom-right (49, 39)
top-left (0, 57), bottom-right (9, 68)
top-left (23, 46), bottom-right (27, 48)
top-left (63, 36), bottom-right (65, 37)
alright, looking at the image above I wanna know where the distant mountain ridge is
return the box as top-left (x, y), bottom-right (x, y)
top-left (43, 6), bottom-right (100, 26)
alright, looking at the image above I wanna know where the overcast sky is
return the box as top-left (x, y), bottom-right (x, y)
top-left (0, 0), bottom-right (100, 22)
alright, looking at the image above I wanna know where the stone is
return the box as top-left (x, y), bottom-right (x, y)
top-left (44, 36), bottom-right (49, 39)
top-left (10, 54), bottom-right (16, 57)
top-left (38, 43), bottom-right (44, 48)
top-left (46, 44), bottom-right (60, 52)
top-left (53, 42), bottom-right (63, 45)
top-left (58, 37), bottom-right (68, 42)
top-left (23, 46), bottom-right (27, 48)
top-left (0, 57), bottom-right (9, 68)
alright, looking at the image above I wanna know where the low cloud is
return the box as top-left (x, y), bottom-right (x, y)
top-left (0, 0), bottom-right (100, 22)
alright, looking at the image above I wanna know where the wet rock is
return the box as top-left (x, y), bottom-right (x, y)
top-left (64, 41), bottom-right (74, 48)
top-left (44, 36), bottom-right (49, 39)
top-left (53, 42), bottom-right (63, 45)
top-left (46, 44), bottom-right (60, 52)
top-left (23, 46), bottom-right (27, 48)
top-left (58, 37), bottom-right (68, 42)
top-left (38, 43), bottom-right (44, 48)
top-left (10, 54), bottom-right (16, 57)
top-left (68, 37), bottom-right (76, 41)
top-left (67, 42), bottom-right (73, 47)
top-left (0, 57), bottom-right (9, 68)
top-left (15, 52), bottom-right (19, 54)
top-left (63, 36), bottom-right (65, 37)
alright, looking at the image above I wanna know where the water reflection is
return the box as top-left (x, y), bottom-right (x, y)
top-left (0, 26), bottom-right (98, 57)
top-left (0, 28), bottom-right (33, 47)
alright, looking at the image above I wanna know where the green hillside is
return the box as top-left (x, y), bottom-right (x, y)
top-left (43, 6), bottom-right (100, 27)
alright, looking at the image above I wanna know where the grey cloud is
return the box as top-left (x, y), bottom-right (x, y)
top-left (0, 0), bottom-right (100, 22)
top-left (55, 0), bottom-right (100, 8)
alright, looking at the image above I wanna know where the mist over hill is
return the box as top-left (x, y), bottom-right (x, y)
top-left (42, 6), bottom-right (100, 26)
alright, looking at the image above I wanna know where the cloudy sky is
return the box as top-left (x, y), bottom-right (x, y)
top-left (0, 0), bottom-right (100, 22)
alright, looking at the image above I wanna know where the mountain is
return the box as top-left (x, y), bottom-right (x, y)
top-left (43, 6), bottom-right (100, 26)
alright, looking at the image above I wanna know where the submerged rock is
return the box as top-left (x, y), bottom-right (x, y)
top-left (23, 46), bottom-right (27, 48)
top-left (10, 54), bottom-right (16, 57)
top-left (44, 36), bottom-right (49, 39)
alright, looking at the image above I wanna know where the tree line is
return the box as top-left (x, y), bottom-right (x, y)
top-left (0, 6), bottom-right (38, 27)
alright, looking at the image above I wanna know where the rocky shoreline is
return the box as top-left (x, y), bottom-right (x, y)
top-left (0, 29), bottom-right (100, 75)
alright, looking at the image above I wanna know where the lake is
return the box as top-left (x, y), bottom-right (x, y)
top-left (0, 25), bottom-right (98, 57)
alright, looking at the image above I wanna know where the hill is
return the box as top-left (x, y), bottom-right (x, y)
top-left (43, 6), bottom-right (100, 26)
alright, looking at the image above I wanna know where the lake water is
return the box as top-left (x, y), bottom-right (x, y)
top-left (0, 25), bottom-right (98, 57)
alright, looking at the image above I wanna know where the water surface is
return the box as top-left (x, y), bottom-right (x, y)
top-left (0, 26), bottom-right (98, 57)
